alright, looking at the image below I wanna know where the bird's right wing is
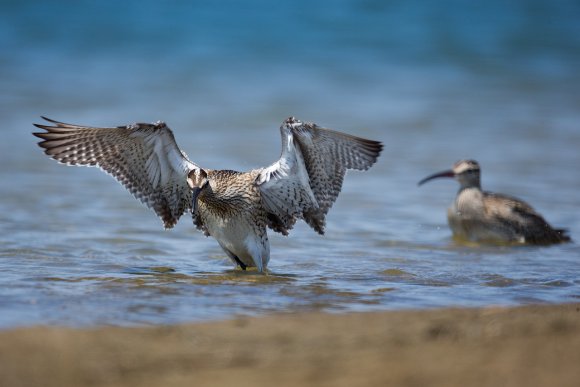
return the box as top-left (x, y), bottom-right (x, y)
top-left (33, 117), bottom-right (200, 229)
top-left (256, 117), bottom-right (382, 235)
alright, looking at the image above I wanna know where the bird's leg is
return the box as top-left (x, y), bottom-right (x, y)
top-left (233, 256), bottom-right (247, 270)
top-left (218, 243), bottom-right (247, 270)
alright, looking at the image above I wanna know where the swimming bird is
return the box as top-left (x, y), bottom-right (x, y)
top-left (418, 159), bottom-right (570, 245)
top-left (33, 116), bottom-right (382, 271)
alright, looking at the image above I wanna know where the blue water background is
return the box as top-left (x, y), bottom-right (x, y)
top-left (1, 0), bottom-right (579, 327)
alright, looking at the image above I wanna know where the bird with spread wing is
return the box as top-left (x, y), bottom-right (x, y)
top-left (34, 116), bottom-right (382, 271)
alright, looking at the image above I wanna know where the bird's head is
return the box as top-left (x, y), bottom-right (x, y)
top-left (418, 159), bottom-right (481, 189)
top-left (187, 169), bottom-right (209, 212)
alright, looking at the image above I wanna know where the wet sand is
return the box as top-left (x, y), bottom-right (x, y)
top-left (1, 303), bottom-right (579, 387)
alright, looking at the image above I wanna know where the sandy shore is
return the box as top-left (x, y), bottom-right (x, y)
top-left (1, 303), bottom-right (579, 387)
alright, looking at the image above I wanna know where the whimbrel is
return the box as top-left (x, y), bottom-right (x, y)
top-left (418, 160), bottom-right (570, 245)
top-left (34, 116), bottom-right (382, 271)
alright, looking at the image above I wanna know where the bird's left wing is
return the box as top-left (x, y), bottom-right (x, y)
top-left (256, 117), bottom-right (382, 235)
top-left (484, 192), bottom-right (569, 244)
top-left (33, 117), bottom-right (200, 229)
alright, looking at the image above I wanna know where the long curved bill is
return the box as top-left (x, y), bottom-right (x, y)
top-left (418, 170), bottom-right (455, 186)
top-left (191, 187), bottom-right (202, 214)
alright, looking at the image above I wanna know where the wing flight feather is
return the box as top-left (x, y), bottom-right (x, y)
top-left (257, 117), bottom-right (382, 235)
top-left (33, 117), bottom-right (199, 228)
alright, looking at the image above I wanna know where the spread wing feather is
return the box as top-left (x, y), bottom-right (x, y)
top-left (33, 117), bottom-right (199, 228)
top-left (257, 117), bottom-right (382, 235)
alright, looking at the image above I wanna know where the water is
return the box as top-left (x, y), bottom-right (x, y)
top-left (1, 0), bottom-right (579, 328)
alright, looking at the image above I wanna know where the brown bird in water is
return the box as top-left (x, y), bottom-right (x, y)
top-left (418, 160), bottom-right (570, 245)
top-left (34, 116), bottom-right (382, 271)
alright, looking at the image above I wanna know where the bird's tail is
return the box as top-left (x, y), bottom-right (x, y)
top-left (555, 228), bottom-right (572, 243)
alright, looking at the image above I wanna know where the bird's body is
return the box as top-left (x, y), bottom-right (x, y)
top-left (34, 117), bottom-right (382, 271)
top-left (419, 160), bottom-right (570, 245)
top-left (193, 169), bottom-right (270, 271)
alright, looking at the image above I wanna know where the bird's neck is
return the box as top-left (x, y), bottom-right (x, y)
top-left (458, 179), bottom-right (481, 191)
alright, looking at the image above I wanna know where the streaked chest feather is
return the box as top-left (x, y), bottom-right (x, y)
top-left (196, 170), bottom-right (265, 229)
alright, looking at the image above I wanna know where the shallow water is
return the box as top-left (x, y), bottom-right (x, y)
top-left (1, 0), bottom-right (580, 328)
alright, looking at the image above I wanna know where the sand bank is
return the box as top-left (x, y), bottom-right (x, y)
top-left (1, 303), bottom-right (579, 387)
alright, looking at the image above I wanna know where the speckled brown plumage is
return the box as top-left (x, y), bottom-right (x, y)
top-left (33, 116), bottom-right (382, 271)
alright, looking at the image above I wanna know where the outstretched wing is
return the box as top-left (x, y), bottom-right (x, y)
top-left (33, 117), bottom-right (200, 229)
top-left (256, 117), bottom-right (382, 235)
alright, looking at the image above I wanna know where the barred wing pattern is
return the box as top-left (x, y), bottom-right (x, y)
top-left (257, 117), bottom-right (383, 235)
top-left (33, 117), bottom-right (199, 228)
